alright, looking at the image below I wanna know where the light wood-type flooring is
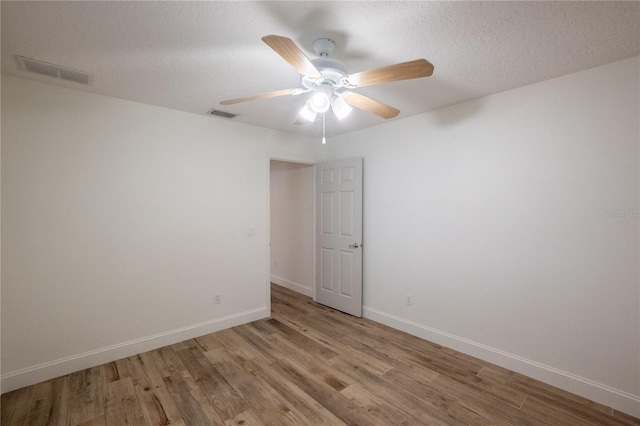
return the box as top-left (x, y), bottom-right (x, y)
top-left (2, 284), bottom-right (639, 425)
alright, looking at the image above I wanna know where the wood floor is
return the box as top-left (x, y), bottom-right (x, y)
top-left (2, 284), bottom-right (639, 426)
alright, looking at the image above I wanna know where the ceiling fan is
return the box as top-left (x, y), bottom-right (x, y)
top-left (220, 35), bottom-right (434, 125)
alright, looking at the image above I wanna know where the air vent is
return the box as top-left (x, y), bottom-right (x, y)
top-left (15, 56), bottom-right (93, 85)
top-left (208, 109), bottom-right (237, 119)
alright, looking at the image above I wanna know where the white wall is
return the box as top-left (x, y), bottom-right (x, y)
top-left (0, 75), bottom-right (318, 392)
top-left (269, 161), bottom-right (314, 296)
top-left (324, 56), bottom-right (640, 416)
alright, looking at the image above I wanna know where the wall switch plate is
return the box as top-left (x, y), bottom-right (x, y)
top-left (405, 294), bottom-right (412, 306)
top-left (214, 294), bottom-right (221, 304)
top-left (247, 227), bottom-right (256, 237)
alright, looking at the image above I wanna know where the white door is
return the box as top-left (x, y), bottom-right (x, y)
top-left (316, 158), bottom-right (363, 317)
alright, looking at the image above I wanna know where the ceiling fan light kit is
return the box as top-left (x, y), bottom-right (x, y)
top-left (299, 101), bottom-right (318, 122)
top-left (331, 95), bottom-right (353, 120)
top-left (310, 89), bottom-right (332, 113)
top-left (220, 35), bottom-right (434, 143)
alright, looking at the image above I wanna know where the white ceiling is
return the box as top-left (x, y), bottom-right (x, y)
top-left (2, 1), bottom-right (638, 138)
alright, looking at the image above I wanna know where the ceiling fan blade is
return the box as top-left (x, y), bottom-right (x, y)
top-left (343, 92), bottom-right (400, 119)
top-left (220, 88), bottom-right (301, 105)
top-left (346, 59), bottom-right (434, 88)
top-left (262, 35), bottom-right (322, 79)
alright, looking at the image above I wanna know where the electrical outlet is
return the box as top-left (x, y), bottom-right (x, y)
top-left (247, 227), bottom-right (256, 237)
top-left (214, 294), bottom-right (221, 304)
top-left (273, 260), bottom-right (278, 268)
top-left (404, 294), bottom-right (412, 306)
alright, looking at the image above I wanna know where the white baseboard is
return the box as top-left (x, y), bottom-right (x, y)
top-left (270, 275), bottom-right (313, 297)
top-left (363, 306), bottom-right (640, 418)
top-left (1, 307), bottom-right (269, 394)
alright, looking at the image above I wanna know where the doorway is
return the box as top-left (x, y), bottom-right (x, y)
top-left (268, 159), bottom-right (315, 308)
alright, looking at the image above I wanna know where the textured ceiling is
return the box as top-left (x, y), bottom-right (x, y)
top-left (2, 1), bottom-right (639, 138)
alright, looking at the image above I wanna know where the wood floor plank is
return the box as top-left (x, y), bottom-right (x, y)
top-left (477, 364), bottom-right (631, 425)
top-left (263, 333), bottom-right (353, 391)
top-left (613, 409), bottom-right (640, 426)
top-left (175, 345), bottom-right (247, 421)
top-left (126, 353), bottom-right (184, 426)
top-left (340, 383), bottom-right (438, 426)
top-left (429, 372), bottom-right (556, 426)
top-left (288, 323), bottom-right (394, 376)
top-left (265, 357), bottom-right (379, 426)
top-left (1, 386), bottom-right (33, 426)
top-left (151, 346), bottom-right (188, 378)
top-left (102, 362), bottom-right (121, 384)
top-left (206, 329), bottom-right (265, 364)
top-left (47, 375), bottom-right (70, 425)
top-left (303, 307), bottom-right (395, 350)
top-left (2, 283), bottom-right (638, 426)
top-left (67, 366), bottom-right (105, 426)
top-left (137, 389), bottom-right (177, 426)
top-left (224, 409), bottom-right (265, 426)
top-left (25, 381), bottom-right (55, 426)
top-left (329, 355), bottom-right (472, 425)
top-left (248, 318), bottom-right (282, 336)
top-left (380, 367), bottom-right (487, 425)
top-left (244, 357), bottom-right (347, 426)
top-left (138, 351), bottom-right (174, 391)
top-left (449, 366), bottom-right (528, 409)
top-left (163, 371), bottom-right (221, 425)
top-left (195, 333), bottom-right (226, 352)
top-left (383, 340), bottom-right (482, 380)
top-left (77, 415), bottom-right (106, 426)
top-left (104, 377), bottom-right (146, 426)
top-left (230, 325), bottom-right (287, 362)
top-left (204, 348), bottom-right (294, 425)
top-left (268, 316), bottom-right (339, 361)
top-left (267, 410), bottom-right (308, 426)
top-left (521, 394), bottom-right (633, 426)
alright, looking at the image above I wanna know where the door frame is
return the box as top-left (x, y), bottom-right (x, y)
top-left (265, 153), bottom-right (318, 314)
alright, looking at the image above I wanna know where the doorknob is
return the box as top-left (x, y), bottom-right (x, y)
top-left (349, 243), bottom-right (361, 249)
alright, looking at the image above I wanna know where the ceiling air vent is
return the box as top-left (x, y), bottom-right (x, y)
top-left (15, 55), bottom-right (93, 85)
top-left (208, 109), bottom-right (237, 119)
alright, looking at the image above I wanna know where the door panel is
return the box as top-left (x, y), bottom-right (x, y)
top-left (321, 248), bottom-right (334, 291)
top-left (321, 192), bottom-right (334, 234)
top-left (316, 158), bottom-right (363, 317)
top-left (339, 250), bottom-right (354, 297)
top-left (340, 191), bottom-right (354, 236)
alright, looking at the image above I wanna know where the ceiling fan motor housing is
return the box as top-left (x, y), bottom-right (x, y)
top-left (311, 58), bottom-right (348, 86)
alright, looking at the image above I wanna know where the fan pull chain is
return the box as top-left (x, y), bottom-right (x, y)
top-left (322, 112), bottom-right (326, 144)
